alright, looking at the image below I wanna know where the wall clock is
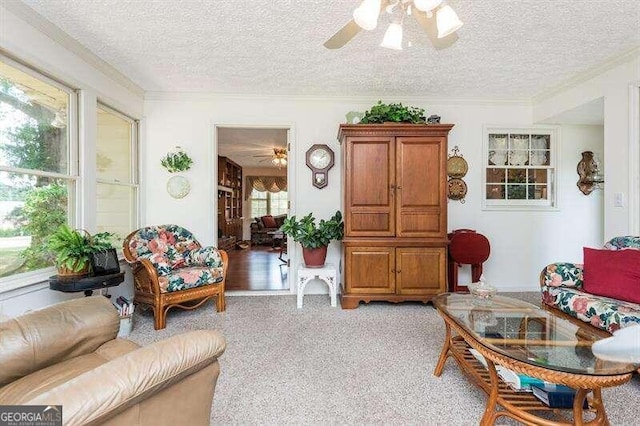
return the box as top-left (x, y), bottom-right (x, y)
top-left (306, 144), bottom-right (335, 189)
top-left (447, 178), bottom-right (467, 203)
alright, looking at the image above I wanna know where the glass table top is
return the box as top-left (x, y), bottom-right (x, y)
top-left (433, 293), bottom-right (638, 376)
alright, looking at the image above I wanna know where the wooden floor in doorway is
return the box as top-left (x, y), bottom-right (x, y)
top-left (225, 245), bottom-right (289, 291)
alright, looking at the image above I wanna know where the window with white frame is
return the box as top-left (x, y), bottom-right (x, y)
top-left (483, 126), bottom-right (558, 209)
top-left (249, 188), bottom-right (287, 217)
top-left (0, 56), bottom-right (77, 280)
top-left (96, 103), bottom-right (138, 238)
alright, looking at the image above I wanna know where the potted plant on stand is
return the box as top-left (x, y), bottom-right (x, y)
top-left (280, 210), bottom-right (344, 267)
top-left (46, 225), bottom-right (117, 279)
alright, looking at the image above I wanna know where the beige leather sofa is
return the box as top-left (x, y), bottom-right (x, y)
top-left (0, 296), bottom-right (226, 425)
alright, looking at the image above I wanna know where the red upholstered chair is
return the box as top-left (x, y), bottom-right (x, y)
top-left (448, 229), bottom-right (491, 292)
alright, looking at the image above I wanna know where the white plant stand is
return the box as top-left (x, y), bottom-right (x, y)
top-left (297, 263), bottom-right (337, 309)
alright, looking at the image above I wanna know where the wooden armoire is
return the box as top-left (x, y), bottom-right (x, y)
top-left (338, 123), bottom-right (453, 309)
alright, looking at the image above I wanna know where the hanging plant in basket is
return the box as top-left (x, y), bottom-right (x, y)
top-left (161, 146), bottom-right (193, 173)
top-left (360, 101), bottom-right (427, 124)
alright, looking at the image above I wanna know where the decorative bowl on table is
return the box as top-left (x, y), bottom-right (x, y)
top-left (468, 275), bottom-right (496, 303)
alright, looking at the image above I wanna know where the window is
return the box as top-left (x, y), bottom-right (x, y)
top-left (0, 56), bottom-right (77, 279)
top-left (250, 189), bottom-right (287, 217)
top-left (96, 104), bottom-right (138, 238)
top-left (483, 126), bottom-right (558, 210)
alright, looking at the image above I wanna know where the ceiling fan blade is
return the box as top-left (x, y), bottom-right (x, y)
top-left (413, 11), bottom-right (459, 50)
top-left (323, 20), bottom-right (361, 49)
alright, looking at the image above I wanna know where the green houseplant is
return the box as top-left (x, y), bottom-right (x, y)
top-left (46, 225), bottom-right (117, 278)
top-left (160, 146), bottom-right (193, 173)
top-left (360, 101), bottom-right (427, 124)
top-left (280, 210), bottom-right (344, 267)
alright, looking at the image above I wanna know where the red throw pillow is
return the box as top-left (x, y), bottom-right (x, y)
top-left (261, 215), bottom-right (277, 228)
top-left (583, 247), bottom-right (640, 303)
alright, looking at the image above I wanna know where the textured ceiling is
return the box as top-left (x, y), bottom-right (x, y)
top-left (217, 128), bottom-right (288, 168)
top-left (20, 0), bottom-right (640, 99)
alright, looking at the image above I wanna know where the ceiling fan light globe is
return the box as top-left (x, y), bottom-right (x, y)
top-left (380, 23), bottom-right (403, 50)
top-left (436, 4), bottom-right (463, 38)
top-left (353, 0), bottom-right (381, 31)
top-left (413, 0), bottom-right (443, 12)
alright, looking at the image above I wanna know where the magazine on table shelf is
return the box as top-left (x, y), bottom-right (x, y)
top-left (468, 348), bottom-right (549, 392)
top-left (531, 384), bottom-right (589, 409)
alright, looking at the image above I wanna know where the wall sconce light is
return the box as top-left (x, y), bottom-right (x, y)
top-left (577, 151), bottom-right (604, 195)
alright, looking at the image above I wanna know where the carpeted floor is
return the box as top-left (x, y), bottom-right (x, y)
top-left (128, 293), bottom-right (640, 425)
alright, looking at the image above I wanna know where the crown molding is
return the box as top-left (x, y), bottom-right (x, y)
top-left (2, 0), bottom-right (144, 96)
top-left (144, 91), bottom-right (531, 106)
top-left (532, 46), bottom-right (640, 104)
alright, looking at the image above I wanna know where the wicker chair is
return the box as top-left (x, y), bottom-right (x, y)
top-left (123, 224), bottom-right (228, 329)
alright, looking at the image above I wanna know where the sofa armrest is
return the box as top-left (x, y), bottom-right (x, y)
top-left (27, 330), bottom-right (226, 426)
top-left (540, 262), bottom-right (584, 289)
top-left (0, 297), bottom-right (119, 387)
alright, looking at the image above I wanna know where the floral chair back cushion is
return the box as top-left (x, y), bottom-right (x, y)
top-left (604, 236), bottom-right (640, 251)
top-left (127, 225), bottom-right (202, 276)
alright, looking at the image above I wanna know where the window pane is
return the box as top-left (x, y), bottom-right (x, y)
top-left (530, 185), bottom-right (548, 200)
top-left (486, 168), bottom-right (506, 183)
top-left (97, 106), bottom-right (132, 182)
top-left (507, 184), bottom-right (527, 200)
top-left (486, 184), bottom-right (505, 200)
top-left (251, 200), bottom-right (267, 217)
top-left (0, 171), bottom-right (71, 277)
top-left (251, 188), bottom-right (267, 200)
top-left (270, 191), bottom-right (288, 216)
top-left (528, 169), bottom-right (548, 184)
top-left (96, 183), bottom-right (136, 238)
top-left (507, 169), bottom-right (526, 183)
top-left (0, 61), bottom-right (70, 174)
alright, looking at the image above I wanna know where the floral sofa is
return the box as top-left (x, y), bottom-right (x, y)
top-left (123, 224), bottom-right (228, 329)
top-left (540, 236), bottom-right (640, 333)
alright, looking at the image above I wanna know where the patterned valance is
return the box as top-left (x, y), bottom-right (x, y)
top-left (245, 176), bottom-right (287, 199)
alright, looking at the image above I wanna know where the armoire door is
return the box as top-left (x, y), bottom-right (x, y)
top-left (395, 247), bottom-right (446, 295)
top-left (344, 246), bottom-right (395, 294)
top-left (344, 137), bottom-right (395, 237)
top-left (395, 137), bottom-right (446, 238)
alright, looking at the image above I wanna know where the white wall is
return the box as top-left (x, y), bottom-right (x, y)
top-left (0, 4), bottom-right (143, 316)
top-left (144, 95), bottom-right (605, 291)
top-left (533, 55), bottom-right (640, 238)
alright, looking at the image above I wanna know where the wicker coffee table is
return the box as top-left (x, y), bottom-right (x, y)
top-left (432, 293), bottom-right (638, 425)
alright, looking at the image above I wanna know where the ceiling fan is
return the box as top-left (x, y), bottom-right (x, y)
top-left (253, 147), bottom-right (288, 168)
top-left (324, 0), bottom-right (463, 51)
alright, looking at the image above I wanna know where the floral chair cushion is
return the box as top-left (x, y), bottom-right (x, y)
top-left (541, 263), bottom-right (584, 289)
top-left (127, 224), bottom-right (224, 293)
top-left (158, 266), bottom-right (224, 293)
top-left (542, 285), bottom-right (640, 333)
top-left (604, 236), bottom-right (640, 251)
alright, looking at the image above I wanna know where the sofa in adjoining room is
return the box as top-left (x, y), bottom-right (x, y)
top-left (250, 214), bottom-right (287, 245)
top-left (540, 236), bottom-right (640, 334)
top-left (0, 296), bottom-right (226, 425)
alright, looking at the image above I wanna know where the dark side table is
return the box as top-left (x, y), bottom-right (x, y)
top-left (49, 272), bottom-right (125, 297)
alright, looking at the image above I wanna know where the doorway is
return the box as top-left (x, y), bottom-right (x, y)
top-left (214, 125), bottom-right (292, 292)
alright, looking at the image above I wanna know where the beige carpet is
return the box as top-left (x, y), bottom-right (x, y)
top-left (128, 293), bottom-right (640, 425)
